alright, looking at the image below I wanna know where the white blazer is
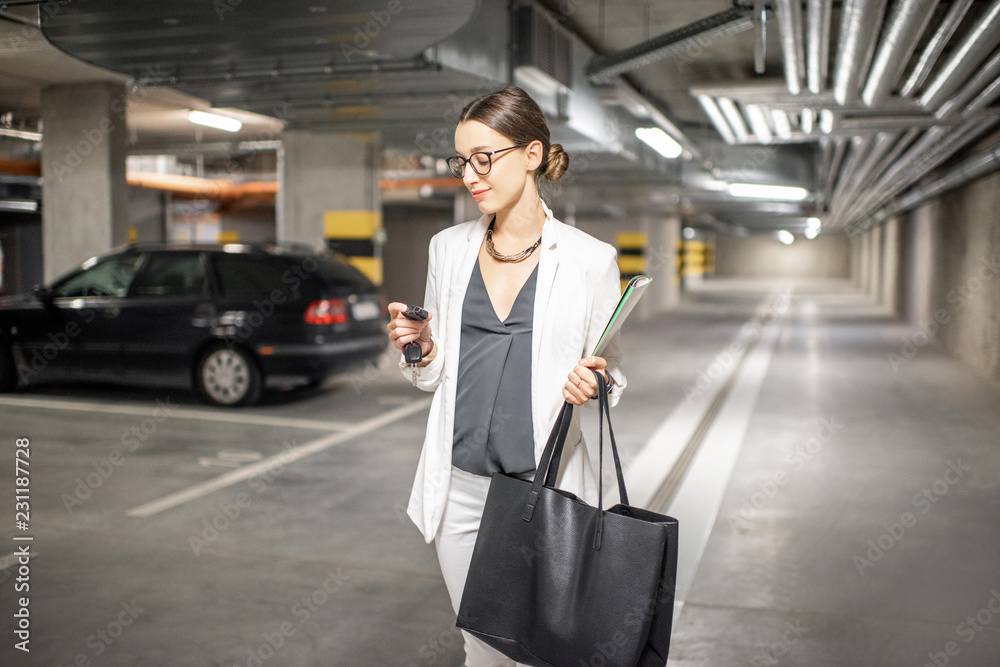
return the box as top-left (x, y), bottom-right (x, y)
top-left (400, 201), bottom-right (628, 543)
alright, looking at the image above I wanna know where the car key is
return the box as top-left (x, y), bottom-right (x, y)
top-left (402, 305), bottom-right (428, 385)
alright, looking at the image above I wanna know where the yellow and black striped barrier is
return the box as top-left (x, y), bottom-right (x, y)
top-left (616, 232), bottom-right (647, 293)
top-left (680, 239), bottom-right (713, 281)
top-left (324, 210), bottom-right (383, 285)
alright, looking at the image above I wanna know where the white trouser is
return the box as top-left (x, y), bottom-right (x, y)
top-left (434, 465), bottom-right (527, 667)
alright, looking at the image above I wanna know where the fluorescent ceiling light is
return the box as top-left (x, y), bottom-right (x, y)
top-left (804, 227), bottom-right (820, 239)
top-left (801, 108), bottom-right (814, 135)
top-left (0, 128), bottom-right (41, 141)
top-left (744, 104), bottom-right (773, 143)
top-left (0, 199), bottom-right (38, 212)
top-left (771, 109), bottom-right (792, 140)
top-left (728, 183), bottom-right (810, 201)
top-left (635, 127), bottom-right (683, 159)
top-left (188, 110), bottom-right (242, 132)
top-left (819, 109), bottom-right (835, 134)
top-left (777, 230), bottom-right (795, 245)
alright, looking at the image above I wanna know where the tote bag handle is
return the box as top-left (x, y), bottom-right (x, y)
top-left (521, 371), bottom-right (629, 549)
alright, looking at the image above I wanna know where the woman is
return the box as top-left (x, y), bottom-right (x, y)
top-left (387, 85), bottom-right (626, 666)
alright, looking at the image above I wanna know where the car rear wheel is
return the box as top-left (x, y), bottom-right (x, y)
top-left (0, 343), bottom-right (16, 391)
top-left (196, 344), bottom-right (262, 407)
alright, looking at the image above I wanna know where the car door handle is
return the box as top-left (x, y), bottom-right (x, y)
top-left (103, 306), bottom-right (120, 318)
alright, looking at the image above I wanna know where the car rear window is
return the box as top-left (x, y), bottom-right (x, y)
top-left (312, 256), bottom-right (371, 288)
top-left (212, 254), bottom-right (289, 299)
top-left (131, 252), bottom-right (205, 297)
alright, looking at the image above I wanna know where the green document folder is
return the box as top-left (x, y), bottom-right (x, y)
top-left (591, 275), bottom-right (652, 357)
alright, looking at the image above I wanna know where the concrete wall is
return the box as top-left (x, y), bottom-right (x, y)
top-left (897, 169), bottom-right (1000, 386)
top-left (382, 203), bottom-right (452, 308)
top-left (281, 131), bottom-right (379, 246)
top-left (713, 233), bottom-right (851, 278)
top-left (128, 188), bottom-right (166, 242)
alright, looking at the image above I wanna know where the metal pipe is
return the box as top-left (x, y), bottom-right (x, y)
top-left (134, 57), bottom-right (437, 86)
top-left (821, 138), bottom-right (847, 210)
top-left (829, 135), bottom-right (872, 212)
top-left (866, 127), bottom-right (922, 185)
top-left (697, 95), bottom-right (737, 145)
top-left (936, 51), bottom-right (1000, 118)
top-left (717, 97), bottom-right (751, 143)
top-left (967, 75), bottom-right (1000, 115)
top-left (845, 119), bottom-right (998, 225)
top-left (586, 8), bottom-right (754, 83)
top-left (893, 141), bottom-right (1000, 212)
top-left (745, 104), bottom-right (774, 143)
top-left (774, 0), bottom-right (805, 94)
top-left (900, 0), bottom-right (973, 97)
top-left (844, 127), bottom-right (946, 220)
top-left (847, 119), bottom-right (1000, 228)
top-left (806, 0), bottom-right (832, 94)
top-left (920, 0), bottom-right (1000, 110)
top-left (832, 0), bottom-right (889, 105)
top-left (837, 132), bottom-right (897, 209)
top-left (861, 0), bottom-right (939, 106)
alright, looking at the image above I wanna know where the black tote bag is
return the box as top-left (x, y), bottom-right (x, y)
top-left (457, 372), bottom-right (679, 667)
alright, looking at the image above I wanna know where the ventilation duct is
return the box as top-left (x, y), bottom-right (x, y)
top-left (513, 4), bottom-right (573, 91)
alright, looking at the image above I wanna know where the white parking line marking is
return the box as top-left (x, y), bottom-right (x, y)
top-left (0, 396), bottom-right (352, 431)
top-left (125, 397), bottom-right (433, 518)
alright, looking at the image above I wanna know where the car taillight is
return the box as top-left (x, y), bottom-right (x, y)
top-left (304, 298), bottom-right (347, 325)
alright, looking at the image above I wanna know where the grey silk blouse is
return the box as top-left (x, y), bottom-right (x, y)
top-left (451, 258), bottom-right (538, 477)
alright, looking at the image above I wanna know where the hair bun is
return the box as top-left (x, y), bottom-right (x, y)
top-left (542, 143), bottom-right (569, 182)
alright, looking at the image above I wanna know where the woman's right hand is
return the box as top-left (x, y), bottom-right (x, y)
top-left (387, 302), bottom-right (434, 355)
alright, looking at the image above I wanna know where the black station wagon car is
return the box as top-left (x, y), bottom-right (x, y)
top-left (0, 243), bottom-right (388, 406)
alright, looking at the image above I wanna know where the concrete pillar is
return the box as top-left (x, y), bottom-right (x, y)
top-left (858, 231), bottom-right (871, 294)
top-left (881, 217), bottom-right (900, 314)
top-left (41, 82), bottom-right (129, 281)
top-left (645, 215), bottom-right (680, 314)
top-left (869, 225), bottom-right (883, 300)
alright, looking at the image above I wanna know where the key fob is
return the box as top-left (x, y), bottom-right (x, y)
top-left (402, 305), bottom-right (428, 321)
top-left (404, 342), bottom-right (423, 364)
top-left (401, 305), bottom-right (428, 364)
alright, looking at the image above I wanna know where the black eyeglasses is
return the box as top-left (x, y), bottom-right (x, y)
top-left (447, 145), bottom-right (526, 178)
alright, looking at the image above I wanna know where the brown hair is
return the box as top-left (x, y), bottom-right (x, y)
top-left (458, 85), bottom-right (569, 182)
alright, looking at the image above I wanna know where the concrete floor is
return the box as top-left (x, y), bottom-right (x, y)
top-left (1, 278), bottom-right (998, 666)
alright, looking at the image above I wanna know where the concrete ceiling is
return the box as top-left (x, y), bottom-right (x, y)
top-left (0, 0), bottom-right (998, 235)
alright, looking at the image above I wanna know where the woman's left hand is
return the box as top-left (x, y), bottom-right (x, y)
top-left (563, 356), bottom-right (609, 406)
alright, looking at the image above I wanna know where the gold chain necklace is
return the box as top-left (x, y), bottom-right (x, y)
top-left (485, 218), bottom-right (542, 263)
